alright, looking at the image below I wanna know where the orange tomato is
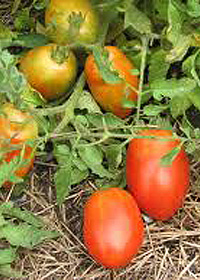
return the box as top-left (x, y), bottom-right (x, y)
top-left (0, 104), bottom-right (38, 187)
top-left (126, 129), bottom-right (190, 220)
top-left (83, 187), bottom-right (144, 268)
top-left (84, 46), bottom-right (139, 118)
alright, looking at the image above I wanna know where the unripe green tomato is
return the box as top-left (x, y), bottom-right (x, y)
top-left (45, 0), bottom-right (99, 45)
top-left (19, 44), bottom-right (77, 100)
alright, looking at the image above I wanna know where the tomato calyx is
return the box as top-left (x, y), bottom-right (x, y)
top-left (51, 45), bottom-right (70, 65)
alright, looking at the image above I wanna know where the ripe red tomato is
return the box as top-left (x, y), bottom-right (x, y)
top-left (126, 129), bottom-right (190, 220)
top-left (83, 187), bottom-right (144, 268)
top-left (84, 46), bottom-right (139, 118)
top-left (0, 104), bottom-right (38, 187)
top-left (19, 44), bottom-right (77, 100)
top-left (45, 0), bottom-right (99, 45)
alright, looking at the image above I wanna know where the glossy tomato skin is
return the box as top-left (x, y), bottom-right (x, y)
top-left (126, 129), bottom-right (190, 221)
top-left (0, 104), bottom-right (38, 187)
top-left (19, 44), bottom-right (77, 100)
top-left (83, 187), bottom-right (144, 268)
top-left (84, 46), bottom-right (139, 118)
top-left (45, 0), bottom-right (99, 45)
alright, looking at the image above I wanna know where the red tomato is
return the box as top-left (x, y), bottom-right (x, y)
top-left (84, 46), bottom-right (139, 118)
top-left (45, 0), bottom-right (99, 45)
top-left (126, 129), bottom-right (190, 220)
top-left (0, 104), bottom-right (38, 187)
top-left (19, 44), bottom-right (77, 100)
top-left (83, 187), bottom-right (144, 268)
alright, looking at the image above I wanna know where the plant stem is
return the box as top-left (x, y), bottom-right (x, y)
top-left (136, 35), bottom-right (149, 124)
top-left (53, 72), bottom-right (86, 134)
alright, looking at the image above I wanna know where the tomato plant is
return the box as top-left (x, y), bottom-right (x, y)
top-left (84, 46), bottom-right (139, 118)
top-left (83, 187), bottom-right (144, 268)
top-left (45, 0), bottom-right (99, 45)
top-left (0, 103), bottom-right (38, 187)
top-left (126, 129), bottom-right (190, 221)
top-left (19, 44), bottom-right (77, 100)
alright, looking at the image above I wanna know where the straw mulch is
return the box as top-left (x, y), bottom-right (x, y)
top-left (1, 158), bottom-right (200, 280)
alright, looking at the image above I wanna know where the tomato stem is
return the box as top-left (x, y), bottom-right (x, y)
top-left (53, 72), bottom-right (85, 134)
top-left (136, 35), bottom-right (149, 124)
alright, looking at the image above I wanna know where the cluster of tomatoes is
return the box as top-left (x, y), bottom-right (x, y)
top-left (3, 0), bottom-right (139, 186)
top-left (83, 129), bottom-right (190, 268)
top-left (1, 0), bottom-right (190, 271)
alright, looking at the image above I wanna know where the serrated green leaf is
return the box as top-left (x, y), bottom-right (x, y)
top-left (104, 144), bottom-right (123, 169)
top-left (78, 144), bottom-right (103, 166)
top-left (151, 78), bottom-right (196, 100)
top-left (0, 202), bottom-right (43, 228)
top-left (187, 87), bottom-right (200, 111)
top-left (71, 150), bottom-right (88, 171)
top-left (78, 144), bottom-right (112, 178)
top-left (54, 165), bottom-right (71, 205)
top-left (0, 263), bottom-right (22, 278)
top-left (16, 33), bottom-right (49, 48)
top-left (0, 248), bottom-right (17, 265)
top-left (103, 113), bottom-right (125, 127)
top-left (0, 213), bottom-right (7, 227)
top-left (124, 1), bottom-right (152, 34)
top-left (186, 0), bottom-right (200, 17)
top-left (170, 96), bottom-right (192, 118)
top-left (14, 8), bottom-right (33, 31)
top-left (182, 50), bottom-right (200, 87)
top-left (0, 223), bottom-right (59, 249)
top-left (160, 146), bottom-right (181, 167)
top-left (76, 90), bottom-right (102, 113)
top-left (53, 144), bottom-right (71, 166)
top-left (185, 141), bottom-right (196, 154)
top-left (166, 34), bottom-right (191, 63)
top-left (92, 45), bottom-right (122, 84)
top-left (153, 0), bottom-right (168, 21)
top-left (70, 167), bottom-right (89, 185)
top-left (149, 50), bottom-right (170, 85)
top-left (143, 104), bottom-right (169, 116)
top-left (167, 0), bottom-right (185, 45)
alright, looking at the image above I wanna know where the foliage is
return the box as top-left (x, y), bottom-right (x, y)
top-left (0, 202), bottom-right (59, 278)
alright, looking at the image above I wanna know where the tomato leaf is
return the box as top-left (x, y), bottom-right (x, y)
top-left (186, 0), bottom-right (200, 17)
top-left (160, 146), bottom-right (181, 167)
top-left (124, 1), bottom-right (152, 34)
top-left (104, 144), bottom-right (124, 170)
top-left (182, 50), bottom-right (200, 87)
top-left (16, 33), bottom-right (49, 48)
top-left (78, 144), bottom-right (112, 178)
top-left (151, 78), bottom-right (197, 100)
top-left (166, 0), bottom-right (191, 62)
top-left (78, 144), bottom-right (104, 165)
top-left (0, 223), bottom-right (59, 249)
top-left (0, 202), bottom-right (43, 228)
top-left (92, 45), bottom-right (122, 84)
top-left (0, 264), bottom-right (22, 278)
top-left (54, 166), bottom-right (72, 205)
top-left (76, 90), bottom-right (102, 113)
top-left (0, 213), bottom-right (7, 227)
top-left (187, 87), bottom-right (200, 111)
top-left (0, 248), bottom-right (17, 265)
top-left (170, 96), bottom-right (192, 118)
top-left (54, 144), bottom-right (71, 166)
top-left (14, 8), bottom-right (34, 31)
top-left (149, 50), bottom-right (170, 85)
top-left (143, 104), bottom-right (169, 116)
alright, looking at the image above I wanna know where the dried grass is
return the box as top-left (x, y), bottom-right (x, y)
top-left (1, 158), bottom-right (200, 280)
